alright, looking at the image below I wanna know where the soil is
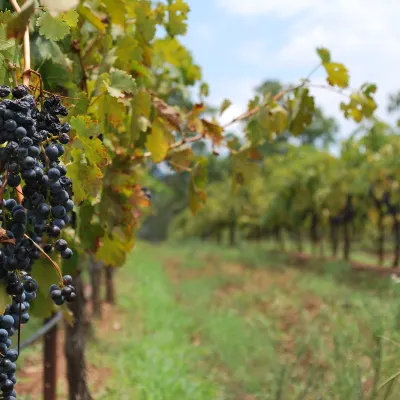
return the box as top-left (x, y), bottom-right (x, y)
top-left (17, 301), bottom-right (120, 399)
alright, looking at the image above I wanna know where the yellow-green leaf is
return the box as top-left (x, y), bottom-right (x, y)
top-left (146, 117), bottom-right (169, 163)
top-left (189, 157), bottom-right (208, 214)
top-left (36, 12), bottom-right (70, 41)
top-left (219, 99), bottom-right (232, 115)
top-left (61, 9), bottom-right (79, 28)
top-left (323, 62), bottom-right (349, 88)
top-left (167, 0), bottom-right (190, 36)
top-left (68, 149), bottom-right (103, 203)
top-left (316, 47), bottom-right (331, 63)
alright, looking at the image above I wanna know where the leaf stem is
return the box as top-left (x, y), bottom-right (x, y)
top-left (23, 234), bottom-right (64, 285)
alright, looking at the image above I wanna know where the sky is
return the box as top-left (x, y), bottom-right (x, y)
top-left (180, 0), bottom-right (400, 141)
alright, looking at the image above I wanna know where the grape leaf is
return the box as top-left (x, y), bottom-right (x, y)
top-left (110, 69), bottom-right (137, 95)
top-left (61, 9), bottom-right (79, 28)
top-left (78, 202), bottom-right (103, 251)
top-left (200, 82), bottom-right (209, 97)
top-left (68, 149), bottom-right (104, 203)
top-left (135, 3), bottom-right (156, 43)
top-left (340, 91), bottom-right (377, 123)
top-left (323, 62), bottom-right (349, 88)
top-left (152, 93), bottom-right (182, 131)
top-left (36, 12), bottom-right (71, 41)
top-left (130, 89), bottom-right (152, 143)
top-left (115, 36), bottom-right (142, 69)
top-left (69, 116), bottom-right (100, 139)
top-left (201, 119), bottom-right (224, 145)
top-left (30, 258), bottom-right (59, 319)
top-left (102, 0), bottom-right (127, 26)
top-left (146, 117), bottom-right (170, 163)
top-left (189, 157), bottom-right (208, 214)
top-left (31, 35), bottom-right (67, 65)
top-left (40, 0), bottom-right (79, 16)
top-left (316, 47), bottom-right (331, 63)
top-left (0, 11), bottom-right (13, 25)
top-left (232, 150), bottom-right (259, 188)
top-left (168, 147), bottom-right (194, 171)
top-left (167, 0), bottom-right (190, 36)
top-left (219, 99), bottom-right (232, 115)
top-left (0, 284), bottom-right (9, 314)
top-left (0, 25), bottom-right (15, 52)
top-left (289, 88), bottom-right (315, 135)
top-left (96, 227), bottom-right (135, 266)
top-left (6, 0), bottom-right (34, 39)
top-left (70, 116), bottom-right (108, 167)
top-left (269, 105), bottom-right (288, 135)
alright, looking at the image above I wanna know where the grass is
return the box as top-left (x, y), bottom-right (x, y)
top-left (17, 240), bottom-right (400, 399)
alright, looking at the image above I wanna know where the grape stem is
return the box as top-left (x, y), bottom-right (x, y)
top-left (23, 234), bottom-right (64, 285)
top-left (10, 0), bottom-right (31, 86)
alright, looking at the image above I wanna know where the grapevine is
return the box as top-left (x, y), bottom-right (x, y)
top-left (0, 86), bottom-right (75, 399)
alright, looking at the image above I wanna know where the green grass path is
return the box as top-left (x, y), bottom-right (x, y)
top-left (95, 244), bottom-right (222, 400)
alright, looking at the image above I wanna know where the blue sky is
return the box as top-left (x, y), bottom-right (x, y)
top-left (179, 0), bottom-right (400, 140)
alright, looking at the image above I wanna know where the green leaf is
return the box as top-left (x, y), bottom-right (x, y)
top-left (167, 0), bottom-right (190, 36)
top-left (200, 82), bottom-right (209, 97)
top-left (115, 36), bottom-right (142, 69)
top-left (61, 9), bottom-right (79, 28)
top-left (289, 88), bottom-right (315, 135)
top-left (130, 89), bottom-right (151, 143)
top-left (232, 150), bottom-right (259, 188)
top-left (201, 119), bottom-right (224, 145)
top-left (323, 62), bottom-right (349, 88)
top-left (0, 26), bottom-right (15, 51)
top-left (110, 69), bottom-right (137, 95)
top-left (189, 157), bottom-right (208, 214)
top-left (135, 3), bottom-right (156, 43)
top-left (340, 91), bottom-right (377, 123)
top-left (6, 0), bottom-right (35, 39)
top-left (70, 116), bottom-right (100, 139)
top-left (96, 227), bottom-right (135, 266)
top-left (68, 149), bottom-right (104, 203)
top-left (30, 258), bottom-right (59, 319)
top-left (0, 283), bottom-right (10, 314)
top-left (269, 105), bottom-right (288, 135)
top-left (36, 12), bottom-right (71, 41)
top-left (316, 47), bottom-right (331, 63)
top-left (70, 116), bottom-right (108, 169)
top-left (31, 35), bottom-right (67, 65)
top-left (102, 0), bottom-right (127, 26)
top-left (0, 11), bottom-right (13, 25)
top-left (168, 147), bottom-right (194, 171)
top-left (78, 202), bottom-right (103, 251)
top-left (219, 99), bottom-right (232, 115)
top-left (146, 117), bottom-right (170, 163)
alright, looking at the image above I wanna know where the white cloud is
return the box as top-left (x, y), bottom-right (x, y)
top-left (216, 0), bottom-right (317, 17)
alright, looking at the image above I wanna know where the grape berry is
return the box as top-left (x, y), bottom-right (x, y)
top-left (0, 85), bottom-right (76, 399)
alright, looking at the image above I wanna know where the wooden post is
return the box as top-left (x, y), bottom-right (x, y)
top-left (44, 315), bottom-right (58, 400)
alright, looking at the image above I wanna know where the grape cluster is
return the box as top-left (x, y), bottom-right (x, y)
top-left (50, 274), bottom-right (76, 305)
top-left (0, 85), bottom-right (76, 399)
